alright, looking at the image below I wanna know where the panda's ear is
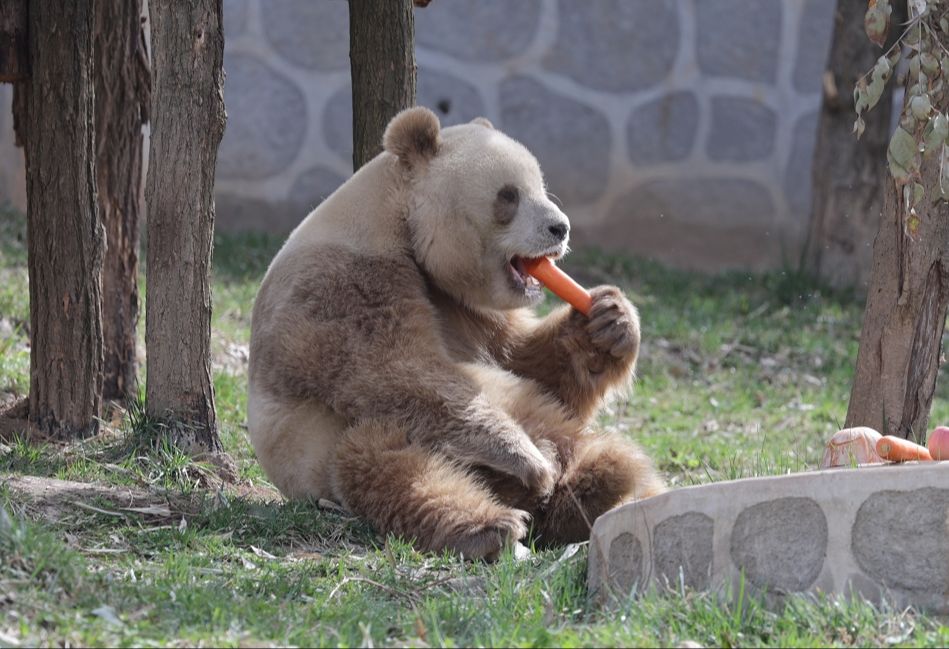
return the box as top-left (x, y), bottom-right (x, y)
top-left (470, 117), bottom-right (494, 129)
top-left (383, 107), bottom-right (441, 168)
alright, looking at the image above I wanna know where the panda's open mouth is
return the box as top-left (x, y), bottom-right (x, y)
top-left (508, 256), bottom-right (544, 298)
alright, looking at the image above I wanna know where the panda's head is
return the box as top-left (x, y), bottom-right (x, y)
top-left (384, 107), bottom-right (570, 311)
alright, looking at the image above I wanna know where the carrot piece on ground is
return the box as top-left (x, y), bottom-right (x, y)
top-left (522, 257), bottom-right (593, 316)
top-left (875, 435), bottom-right (933, 462)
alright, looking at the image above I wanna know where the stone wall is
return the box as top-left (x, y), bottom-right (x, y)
top-left (0, 0), bottom-right (836, 272)
top-left (588, 463), bottom-right (949, 613)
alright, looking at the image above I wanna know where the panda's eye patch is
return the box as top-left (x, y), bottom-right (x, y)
top-left (497, 185), bottom-right (519, 204)
top-left (494, 185), bottom-right (519, 224)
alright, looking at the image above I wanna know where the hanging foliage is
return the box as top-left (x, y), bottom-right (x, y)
top-left (855, 0), bottom-right (949, 220)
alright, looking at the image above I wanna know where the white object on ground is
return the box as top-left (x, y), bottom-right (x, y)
top-left (820, 427), bottom-right (883, 468)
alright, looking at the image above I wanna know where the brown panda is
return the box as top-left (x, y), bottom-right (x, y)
top-left (248, 107), bottom-right (664, 560)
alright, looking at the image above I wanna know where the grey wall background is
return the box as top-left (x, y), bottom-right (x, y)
top-left (0, 0), bottom-right (836, 272)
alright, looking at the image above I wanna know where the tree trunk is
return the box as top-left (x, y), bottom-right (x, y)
top-left (801, 0), bottom-right (907, 291)
top-left (145, 0), bottom-right (225, 454)
top-left (846, 33), bottom-right (949, 442)
top-left (0, 0), bottom-right (28, 82)
top-left (96, 0), bottom-right (150, 402)
top-left (348, 0), bottom-right (416, 171)
top-left (13, 0), bottom-right (103, 438)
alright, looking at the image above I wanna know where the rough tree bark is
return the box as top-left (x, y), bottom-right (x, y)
top-left (96, 0), bottom-right (150, 402)
top-left (0, 0), bottom-right (28, 82)
top-left (13, 0), bottom-right (104, 438)
top-left (145, 0), bottom-right (225, 454)
top-left (801, 0), bottom-right (907, 290)
top-left (846, 45), bottom-right (949, 442)
top-left (348, 0), bottom-right (416, 171)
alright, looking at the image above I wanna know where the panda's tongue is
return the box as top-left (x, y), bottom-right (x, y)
top-left (512, 257), bottom-right (543, 288)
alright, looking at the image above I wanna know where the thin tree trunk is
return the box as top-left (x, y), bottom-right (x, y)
top-left (13, 0), bottom-right (103, 438)
top-left (145, 0), bottom-right (225, 454)
top-left (801, 0), bottom-right (907, 291)
top-left (348, 0), bottom-right (416, 171)
top-left (96, 0), bottom-right (150, 402)
top-left (0, 0), bottom-right (28, 82)
top-left (846, 28), bottom-right (949, 443)
top-left (846, 180), bottom-right (949, 441)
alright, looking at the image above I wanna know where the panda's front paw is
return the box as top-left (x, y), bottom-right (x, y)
top-left (518, 444), bottom-right (558, 500)
top-left (583, 286), bottom-right (640, 366)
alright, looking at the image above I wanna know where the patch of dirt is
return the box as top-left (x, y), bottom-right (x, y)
top-left (2, 474), bottom-right (173, 523)
top-left (1, 474), bottom-right (282, 525)
top-left (230, 480), bottom-right (283, 502)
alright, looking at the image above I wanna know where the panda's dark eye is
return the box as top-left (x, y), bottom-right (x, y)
top-left (494, 185), bottom-right (519, 224)
top-left (497, 185), bottom-right (519, 204)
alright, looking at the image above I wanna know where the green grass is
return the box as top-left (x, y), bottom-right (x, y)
top-left (1, 208), bottom-right (948, 646)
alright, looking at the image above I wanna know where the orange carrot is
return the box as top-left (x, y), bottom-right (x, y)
top-left (523, 257), bottom-right (593, 316)
top-left (875, 435), bottom-right (933, 462)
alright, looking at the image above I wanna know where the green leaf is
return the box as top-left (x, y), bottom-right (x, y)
top-left (854, 80), bottom-right (870, 115)
top-left (911, 94), bottom-right (933, 120)
top-left (888, 49), bottom-right (902, 69)
top-left (889, 127), bottom-right (918, 166)
top-left (900, 111), bottom-right (917, 132)
top-left (866, 76), bottom-right (886, 110)
top-left (924, 112), bottom-right (948, 151)
top-left (887, 126), bottom-right (919, 183)
top-left (909, 53), bottom-right (921, 79)
top-left (912, 182), bottom-right (925, 206)
top-left (873, 54), bottom-right (892, 80)
top-left (853, 116), bottom-right (867, 139)
top-left (909, 0), bottom-right (928, 17)
top-left (865, 0), bottom-right (892, 47)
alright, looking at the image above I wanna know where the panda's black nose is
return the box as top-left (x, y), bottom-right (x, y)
top-left (548, 223), bottom-right (569, 241)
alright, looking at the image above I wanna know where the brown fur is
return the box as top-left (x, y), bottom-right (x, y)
top-left (504, 286), bottom-right (642, 422)
top-left (248, 108), bottom-right (665, 560)
top-left (332, 420), bottom-right (528, 560)
top-left (383, 107), bottom-right (441, 169)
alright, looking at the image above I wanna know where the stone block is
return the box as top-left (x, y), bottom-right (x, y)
top-left (627, 91), bottom-right (699, 164)
top-left (215, 192), bottom-right (299, 233)
top-left (591, 178), bottom-right (777, 270)
top-left (544, 0), bottom-right (678, 92)
top-left (784, 110), bottom-right (820, 215)
top-left (323, 85), bottom-right (353, 162)
top-left (588, 463), bottom-right (949, 613)
top-left (288, 165), bottom-right (346, 215)
top-left (612, 178), bottom-right (774, 229)
top-left (653, 512), bottom-right (714, 590)
top-left (696, 0), bottom-right (782, 83)
top-left (223, 0), bottom-right (248, 37)
top-left (793, 0), bottom-right (836, 93)
top-left (851, 488), bottom-right (949, 593)
top-left (729, 497), bottom-right (827, 593)
top-left (262, 0), bottom-right (349, 71)
top-left (707, 97), bottom-right (777, 162)
top-left (218, 53), bottom-right (307, 179)
top-left (416, 0), bottom-right (540, 62)
top-left (418, 68), bottom-right (487, 128)
top-left (499, 75), bottom-right (610, 204)
top-left (608, 532), bottom-right (643, 594)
